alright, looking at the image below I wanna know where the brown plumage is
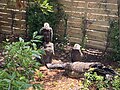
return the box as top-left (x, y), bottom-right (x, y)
top-left (71, 44), bottom-right (83, 62)
top-left (39, 42), bottom-right (54, 65)
top-left (40, 23), bottom-right (53, 43)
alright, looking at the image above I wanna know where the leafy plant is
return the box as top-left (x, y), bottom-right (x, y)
top-left (33, 0), bottom-right (53, 14)
top-left (84, 72), bottom-right (105, 90)
top-left (109, 20), bottom-right (120, 61)
top-left (2, 31), bottom-right (44, 89)
top-left (27, 0), bottom-right (66, 43)
top-left (112, 76), bottom-right (120, 90)
top-left (83, 68), bottom-right (120, 90)
top-left (0, 70), bottom-right (31, 90)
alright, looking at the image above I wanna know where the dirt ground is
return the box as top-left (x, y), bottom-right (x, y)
top-left (39, 65), bottom-right (84, 90)
top-left (36, 47), bottom-right (120, 90)
top-left (0, 46), bottom-right (119, 90)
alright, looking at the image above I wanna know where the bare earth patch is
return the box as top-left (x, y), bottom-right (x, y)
top-left (39, 65), bottom-right (84, 90)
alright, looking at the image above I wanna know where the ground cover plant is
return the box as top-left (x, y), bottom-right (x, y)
top-left (83, 69), bottom-right (120, 90)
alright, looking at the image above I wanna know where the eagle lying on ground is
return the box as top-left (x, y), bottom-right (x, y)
top-left (46, 62), bottom-right (119, 78)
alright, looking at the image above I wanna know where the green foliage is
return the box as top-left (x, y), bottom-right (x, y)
top-left (109, 20), bottom-right (120, 61)
top-left (1, 32), bottom-right (44, 89)
top-left (0, 70), bottom-right (31, 90)
top-left (112, 76), bottom-right (120, 90)
top-left (84, 72), bottom-right (105, 90)
top-left (83, 69), bottom-right (120, 90)
top-left (33, 0), bottom-right (53, 14)
top-left (27, 0), bottom-right (65, 41)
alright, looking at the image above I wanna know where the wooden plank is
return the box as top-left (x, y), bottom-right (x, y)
top-left (0, 19), bottom-right (25, 28)
top-left (0, 0), bottom-right (14, 4)
top-left (68, 20), bottom-right (109, 30)
top-left (73, 0), bottom-right (85, 2)
top-left (87, 13), bottom-right (118, 21)
top-left (13, 30), bottom-right (26, 35)
top-left (87, 39), bottom-right (106, 46)
top-left (13, 22), bottom-right (26, 29)
top-left (85, 0), bottom-right (117, 4)
top-left (69, 37), bottom-right (82, 43)
top-left (68, 17), bottom-right (109, 27)
top-left (68, 17), bottom-right (83, 23)
top-left (72, 7), bottom-right (86, 13)
top-left (68, 30), bottom-right (82, 38)
top-left (68, 18), bottom-right (109, 26)
top-left (1, 25), bottom-right (26, 31)
top-left (87, 20), bottom-right (109, 26)
top-left (87, 24), bottom-right (109, 31)
top-left (15, 13), bottom-right (26, 20)
top-left (64, 6), bottom-right (85, 13)
top-left (86, 43), bottom-right (106, 50)
top-left (86, 39), bottom-right (106, 49)
top-left (87, 30), bottom-right (107, 42)
top-left (1, 29), bottom-right (12, 34)
top-left (87, 8), bottom-right (117, 16)
top-left (72, 11), bottom-right (85, 18)
top-left (1, 25), bottom-right (11, 30)
top-left (0, 8), bottom-right (26, 14)
top-left (88, 2), bottom-right (117, 10)
top-left (0, 13), bottom-right (25, 22)
top-left (0, 19), bottom-right (26, 25)
top-left (67, 11), bottom-right (85, 18)
top-left (59, 0), bottom-right (72, 6)
top-left (0, 21), bottom-right (11, 26)
top-left (67, 21), bottom-right (82, 28)
top-left (62, 1), bottom-right (85, 8)
top-left (7, 17), bottom-right (25, 22)
top-left (0, 9), bottom-right (10, 13)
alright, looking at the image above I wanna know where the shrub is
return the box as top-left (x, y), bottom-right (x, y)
top-left (27, 0), bottom-right (65, 42)
top-left (1, 31), bottom-right (44, 89)
top-left (83, 69), bottom-right (120, 90)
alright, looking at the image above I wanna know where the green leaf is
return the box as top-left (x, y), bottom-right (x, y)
top-left (38, 49), bottom-right (45, 55)
top-left (34, 36), bottom-right (43, 39)
top-left (31, 40), bottom-right (42, 43)
top-left (20, 76), bottom-right (26, 81)
top-left (33, 31), bottom-right (38, 39)
top-left (3, 79), bottom-right (11, 83)
top-left (11, 72), bottom-right (16, 80)
top-left (43, 0), bottom-right (48, 5)
top-left (32, 43), bottom-right (37, 50)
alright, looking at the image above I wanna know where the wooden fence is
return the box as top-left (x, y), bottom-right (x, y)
top-left (0, 0), bottom-right (26, 41)
top-left (59, 0), bottom-right (118, 49)
top-left (0, 0), bottom-right (118, 49)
